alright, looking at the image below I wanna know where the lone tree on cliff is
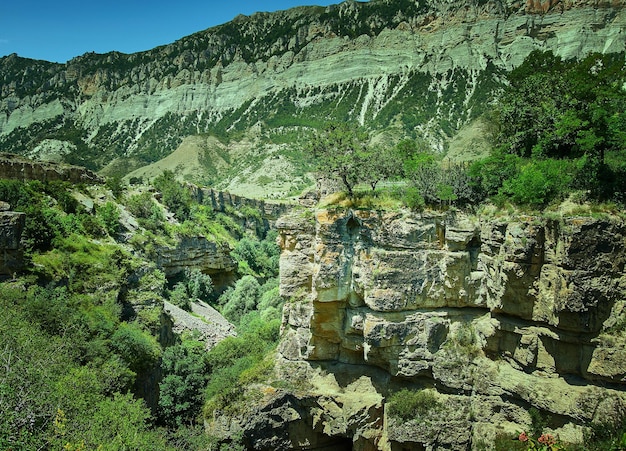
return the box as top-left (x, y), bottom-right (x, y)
top-left (310, 122), bottom-right (369, 198)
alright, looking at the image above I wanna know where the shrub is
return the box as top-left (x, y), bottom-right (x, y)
top-left (105, 175), bottom-right (125, 199)
top-left (153, 170), bottom-right (192, 221)
top-left (109, 322), bottom-right (161, 374)
top-left (500, 159), bottom-right (573, 207)
top-left (403, 186), bottom-right (425, 211)
top-left (97, 202), bottom-right (120, 236)
top-left (468, 152), bottom-right (520, 200)
top-left (388, 388), bottom-right (441, 422)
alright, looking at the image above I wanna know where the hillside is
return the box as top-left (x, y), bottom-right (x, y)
top-left (1, 0), bottom-right (625, 196)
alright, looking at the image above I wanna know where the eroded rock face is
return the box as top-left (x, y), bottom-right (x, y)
top-left (0, 153), bottom-right (104, 184)
top-left (273, 209), bottom-right (626, 450)
top-left (0, 210), bottom-right (25, 276)
top-left (155, 236), bottom-right (236, 283)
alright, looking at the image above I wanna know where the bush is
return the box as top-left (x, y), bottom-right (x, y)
top-left (221, 275), bottom-right (261, 324)
top-left (109, 322), bottom-right (161, 374)
top-left (153, 170), bottom-right (192, 221)
top-left (388, 388), bottom-right (441, 422)
top-left (500, 159), bottom-right (573, 207)
top-left (105, 175), bottom-right (125, 199)
top-left (232, 232), bottom-right (280, 278)
top-left (403, 186), bottom-right (425, 211)
top-left (468, 152), bottom-right (520, 200)
top-left (203, 319), bottom-right (280, 418)
top-left (97, 202), bottom-right (120, 236)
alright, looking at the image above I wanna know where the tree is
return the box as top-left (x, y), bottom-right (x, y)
top-left (221, 275), bottom-right (261, 324)
top-left (153, 170), bottom-right (192, 221)
top-left (492, 50), bottom-right (626, 200)
top-left (361, 144), bottom-right (406, 191)
top-left (404, 151), bottom-right (442, 204)
top-left (310, 122), bottom-right (369, 197)
top-left (109, 322), bottom-right (161, 375)
top-left (158, 340), bottom-right (208, 427)
top-left (98, 201), bottom-right (120, 236)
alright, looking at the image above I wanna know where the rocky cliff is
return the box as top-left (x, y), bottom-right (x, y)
top-left (1, 0), bottom-right (624, 191)
top-left (0, 208), bottom-right (25, 277)
top-left (248, 208), bottom-right (626, 450)
top-left (0, 153), bottom-right (103, 184)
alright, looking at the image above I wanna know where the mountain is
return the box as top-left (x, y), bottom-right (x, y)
top-left (1, 0), bottom-right (625, 196)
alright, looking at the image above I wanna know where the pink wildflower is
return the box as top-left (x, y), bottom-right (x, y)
top-left (538, 434), bottom-right (556, 445)
top-left (518, 432), bottom-right (529, 442)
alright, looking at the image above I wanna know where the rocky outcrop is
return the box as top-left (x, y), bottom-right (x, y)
top-left (0, 153), bottom-right (103, 184)
top-left (265, 208), bottom-right (626, 450)
top-left (191, 186), bottom-right (289, 220)
top-left (163, 300), bottom-right (235, 350)
top-left (190, 185), bottom-right (292, 237)
top-left (0, 209), bottom-right (25, 276)
top-left (155, 236), bottom-right (236, 281)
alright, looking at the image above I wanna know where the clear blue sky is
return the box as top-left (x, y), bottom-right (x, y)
top-left (0, 1), bottom-right (343, 63)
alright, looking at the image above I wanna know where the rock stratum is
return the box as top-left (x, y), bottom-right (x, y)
top-left (1, 0), bottom-right (625, 192)
top-left (219, 208), bottom-right (626, 450)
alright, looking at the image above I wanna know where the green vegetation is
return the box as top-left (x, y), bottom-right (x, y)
top-left (314, 51), bottom-right (626, 212)
top-left (388, 388), bottom-right (442, 422)
top-left (0, 172), bottom-right (284, 449)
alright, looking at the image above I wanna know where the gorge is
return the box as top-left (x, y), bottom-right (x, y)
top-left (0, 0), bottom-right (625, 449)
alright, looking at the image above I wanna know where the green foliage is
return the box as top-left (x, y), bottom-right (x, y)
top-left (159, 340), bottom-right (209, 427)
top-left (0, 275), bottom-right (165, 450)
top-left (232, 231), bottom-right (280, 278)
top-left (403, 186), bottom-right (426, 211)
top-left (105, 175), bottom-right (125, 199)
top-left (468, 151), bottom-right (520, 200)
top-left (203, 317), bottom-right (280, 418)
top-left (388, 388), bottom-right (442, 422)
top-left (404, 151), bottom-right (441, 204)
top-left (500, 159), bottom-right (573, 207)
top-left (168, 268), bottom-right (214, 309)
top-left (70, 392), bottom-right (169, 450)
top-left (98, 201), bottom-right (121, 236)
top-left (220, 275), bottom-right (262, 324)
top-left (310, 122), bottom-right (370, 197)
top-left (491, 50), bottom-right (626, 203)
top-left (153, 170), bottom-right (192, 221)
top-left (125, 191), bottom-right (166, 232)
top-left (32, 234), bottom-right (130, 292)
top-left (110, 322), bottom-right (161, 375)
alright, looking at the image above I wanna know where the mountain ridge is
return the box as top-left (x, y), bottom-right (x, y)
top-left (1, 0), bottom-right (624, 196)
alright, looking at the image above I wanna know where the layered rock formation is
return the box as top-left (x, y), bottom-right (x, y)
top-left (1, 0), bottom-right (624, 188)
top-left (0, 208), bottom-right (25, 276)
top-left (0, 153), bottom-right (103, 184)
top-left (155, 236), bottom-right (236, 279)
top-left (263, 208), bottom-right (626, 450)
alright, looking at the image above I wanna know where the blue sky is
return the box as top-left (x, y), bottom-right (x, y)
top-left (0, 1), bottom-right (343, 63)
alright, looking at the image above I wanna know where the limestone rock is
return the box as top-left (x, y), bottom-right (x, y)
top-left (275, 208), bottom-right (626, 450)
top-left (0, 153), bottom-right (103, 184)
top-left (0, 210), bottom-right (25, 276)
top-left (155, 236), bottom-right (236, 279)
